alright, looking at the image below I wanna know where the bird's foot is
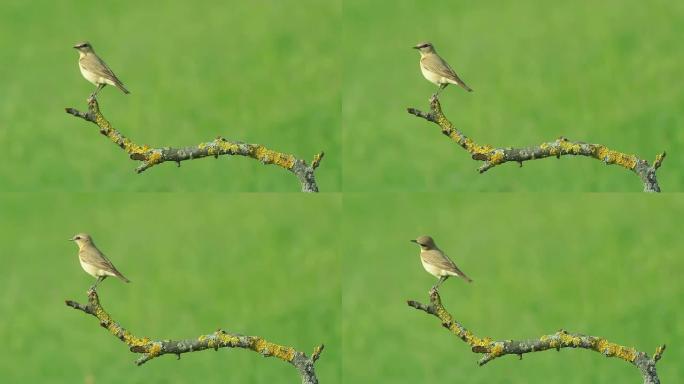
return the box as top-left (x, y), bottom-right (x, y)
top-left (87, 92), bottom-right (99, 103)
top-left (429, 285), bottom-right (439, 295)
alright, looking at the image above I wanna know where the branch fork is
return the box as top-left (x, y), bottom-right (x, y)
top-left (66, 97), bottom-right (324, 192)
top-left (407, 95), bottom-right (665, 192)
top-left (66, 289), bottom-right (324, 384)
top-left (407, 289), bottom-right (665, 384)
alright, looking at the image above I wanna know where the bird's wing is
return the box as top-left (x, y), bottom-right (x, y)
top-left (81, 54), bottom-right (123, 83)
top-left (422, 250), bottom-right (472, 281)
top-left (421, 55), bottom-right (466, 84)
top-left (421, 249), bottom-right (458, 271)
top-left (81, 248), bottom-right (122, 275)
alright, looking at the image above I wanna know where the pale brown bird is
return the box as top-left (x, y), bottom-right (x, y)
top-left (413, 42), bottom-right (473, 94)
top-left (411, 235), bottom-right (472, 290)
top-left (74, 41), bottom-right (129, 98)
top-left (70, 233), bottom-right (130, 289)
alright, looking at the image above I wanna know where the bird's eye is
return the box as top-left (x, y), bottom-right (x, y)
top-left (75, 236), bottom-right (80, 240)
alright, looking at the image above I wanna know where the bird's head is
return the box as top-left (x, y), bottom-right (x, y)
top-left (70, 233), bottom-right (93, 247)
top-left (411, 235), bottom-right (437, 250)
top-left (73, 41), bottom-right (94, 54)
top-left (413, 42), bottom-right (435, 55)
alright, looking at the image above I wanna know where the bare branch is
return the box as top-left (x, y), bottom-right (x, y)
top-left (65, 97), bottom-right (324, 192)
top-left (407, 289), bottom-right (665, 384)
top-left (66, 289), bottom-right (323, 384)
top-left (407, 95), bottom-right (665, 192)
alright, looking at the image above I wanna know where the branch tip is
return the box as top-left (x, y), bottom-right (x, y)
top-left (312, 152), bottom-right (325, 169)
top-left (654, 152), bottom-right (666, 170)
top-left (312, 344), bottom-right (324, 362)
top-left (653, 344), bottom-right (666, 362)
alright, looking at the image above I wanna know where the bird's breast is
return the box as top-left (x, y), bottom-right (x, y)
top-left (78, 256), bottom-right (99, 277)
top-left (420, 256), bottom-right (444, 277)
top-left (419, 63), bottom-right (443, 85)
top-left (78, 62), bottom-right (100, 85)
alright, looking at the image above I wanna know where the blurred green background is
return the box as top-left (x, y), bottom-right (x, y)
top-left (0, 193), bottom-right (341, 383)
top-left (343, 194), bottom-right (682, 383)
top-left (0, 0), bottom-right (340, 192)
top-left (344, 0), bottom-right (684, 191)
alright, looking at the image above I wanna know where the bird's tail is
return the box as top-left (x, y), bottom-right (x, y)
top-left (116, 272), bottom-right (131, 283)
top-left (459, 82), bottom-right (473, 92)
top-left (460, 273), bottom-right (473, 283)
top-left (114, 79), bottom-right (130, 94)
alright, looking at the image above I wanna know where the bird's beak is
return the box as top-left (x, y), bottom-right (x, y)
top-left (410, 239), bottom-right (418, 243)
top-left (68, 238), bottom-right (74, 241)
top-left (73, 45), bottom-right (79, 49)
top-left (412, 45), bottom-right (420, 49)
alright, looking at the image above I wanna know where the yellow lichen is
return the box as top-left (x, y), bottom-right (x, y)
top-left (216, 332), bottom-right (239, 345)
top-left (489, 150), bottom-right (505, 164)
top-left (217, 141), bottom-right (239, 153)
top-left (596, 339), bottom-right (637, 362)
top-left (146, 151), bottom-right (162, 164)
top-left (595, 147), bottom-right (637, 169)
top-left (489, 343), bottom-right (505, 357)
top-left (558, 332), bottom-right (582, 347)
top-left (558, 140), bottom-right (583, 154)
top-left (252, 339), bottom-right (296, 361)
top-left (147, 342), bottom-right (162, 357)
top-left (254, 147), bottom-right (295, 169)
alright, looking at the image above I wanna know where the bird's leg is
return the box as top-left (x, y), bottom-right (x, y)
top-left (89, 84), bottom-right (105, 101)
top-left (430, 276), bottom-right (448, 293)
top-left (437, 83), bottom-right (447, 95)
top-left (95, 83), bottom-right (105, 95)
top-left (89, 276), bottom-right (106, 292)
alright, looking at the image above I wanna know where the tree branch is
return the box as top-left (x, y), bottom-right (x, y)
top-left (66, 289), bottom-right (324, 384)
top-left (407, 289), bottom-right (666, 384)
top-left (407, 95), bottom-right (666, 192)
top-left (65, 97), bottom-right (324, 192)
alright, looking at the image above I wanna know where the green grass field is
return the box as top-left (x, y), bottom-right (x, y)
top-left (343, 0), bottom-right (684, 191)
top-left (0, 194), bottom-right (341, 383)
top-left (343, 194), bottom-right (683, 383)
top-left (0, 1), bottom-right (340, 192)
top-left (1, 1), bottom-right (683, 383)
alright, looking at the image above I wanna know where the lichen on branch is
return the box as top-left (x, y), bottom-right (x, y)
top-left (407, 289), bottom-right (665, 384)
top-left (407, 95), bottom-right (665, 192)
top-left (65, 97), bottom-right (324, 192)
top-left (66, 289), bottom-right (324, 384)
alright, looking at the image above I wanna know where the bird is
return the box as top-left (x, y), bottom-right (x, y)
top-left (413, 42), bottom-right (473, 94)
top-left (70, 233), bottom-right (130, 290)
top-left (411, 235), bottom-right (472, 290)
top-left (73, 41), bottom-right (129, 98)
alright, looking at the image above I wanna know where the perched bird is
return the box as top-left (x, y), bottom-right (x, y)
top-left (70, 233), bottom-right (130, 289)
top-left (413, 42), bottom-right (473, 94)
top-left (73, 41), bottom-right (129, 98)
top-left (411, 235), bottom-right (472, 290)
